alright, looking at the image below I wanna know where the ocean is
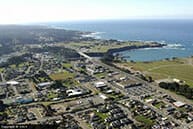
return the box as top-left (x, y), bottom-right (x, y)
top-left (46, 19), bottom-right (193, 61)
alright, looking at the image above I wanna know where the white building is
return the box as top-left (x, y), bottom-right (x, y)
top-left (6, 81), bottom-right (19, 85)
top-left (67, 89), bottom-right (83, 97)
top-left (99, 93), bottom-right (108, 100)
top-left (37, 82), bottom-right (53, 88)
top-left (173, 101), bottom-right (185, 108)
top-left (94, 82), bottom-right (107, 88)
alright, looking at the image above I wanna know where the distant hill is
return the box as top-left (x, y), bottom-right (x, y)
top-left (0, 25), bottom-right (87, 45)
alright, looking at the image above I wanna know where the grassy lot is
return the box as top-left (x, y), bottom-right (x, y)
top-left (144, 96), bottom-right (153, 100)
top-left (62, 79), bottom-right (79, 87)
top-left (68, 42), bottom-right (91, 47)
top-left (135, 115), bottom-right (154, 127)
top-left (89, 42), bottom-right (147, 53)
top-left (118, 58), bottom-right (193, 86)
top-left (0, 68), bottom-right (4, 72)
top-left (95, 72), bottom-right (107, 78)
top-left (18, 62), bottom-right (27, 67)
top-left (123, 59), bottom-right (185, 71)
top-left (39, 77), bottom-right (47, 82)
top-left (50, 70), bottom-right (79, 87)
top-left (151, 65), bottom-right (193, 85)
top-left (41, 101), bottom-right (53, 106)
top-left (49, 71), bottom-right (74, 80)
top-left (107, 93), bottom-right (124, 100)
top-left (47, 92), bottom-right (58, 99)
top-left (94, 111), bottom-right (108, 121)
top-left (62, 62), bottom-right (72, 68)
top-left (10, 64), bottom-right (16, 69)
top-left (65, 41), bottom-right (149, 53)
top-left (154, 101), bottom-right (165, 109)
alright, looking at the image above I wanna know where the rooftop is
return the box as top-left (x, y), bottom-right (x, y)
top-left (173, 101), bottom-right (185, 107)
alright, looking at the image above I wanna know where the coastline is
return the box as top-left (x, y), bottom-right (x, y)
top-left (107, 42), bottom-right (166, 54)
top-left (80, 31), bottom-right (190, 62)
top-left (85, 42), bottom-right (166, 57)
top-left (81, 31), bottom-right (167, 58)
top-left (50, 20), bottom-right (193, 62)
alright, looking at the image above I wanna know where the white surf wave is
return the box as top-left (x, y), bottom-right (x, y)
top-left (142, 47), bottom-right (163, 50)
top-left (82, 32), bottom-right (105, 39)
top-left (137, 43), bottom-right (185, 51)
top-left (163, 43), bottom-right (185, 50)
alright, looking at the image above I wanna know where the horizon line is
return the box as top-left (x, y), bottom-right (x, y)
top-left (1, 18), bottom-right (193, 25)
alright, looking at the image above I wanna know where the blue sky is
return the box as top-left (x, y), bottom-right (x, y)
top-left (0, 0), bottom-right (193, 24)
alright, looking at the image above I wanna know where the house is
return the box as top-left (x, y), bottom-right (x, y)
top-left (99, 93), bottom-right (108, 100)
top-left (6, 80), bottom-right (19, 85)
top-left (94, 82), bottom-right (107, 88)
top-left (37, 82), bottom-right (53, 89)
top-left (67, 89), bottom-right (84, 97)
top-left (173, 101), bottom-right (185, 108)
top-left (105, 89), bottom-right (114, 94)
top-left (145, 99), bottom-right (154, 103)
top-left (166, 107), bottom-right (175, 115)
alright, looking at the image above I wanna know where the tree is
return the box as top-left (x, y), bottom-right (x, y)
top-left (102, 53), bottom-right (114, 63)
top-left (51, 80), bottom-right (63, 89)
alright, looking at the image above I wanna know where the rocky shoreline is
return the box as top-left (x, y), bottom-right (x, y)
top-left (86, 42), bottom-right (166, 57)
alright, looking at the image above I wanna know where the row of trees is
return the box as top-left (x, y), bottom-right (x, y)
top-left (0, 53), bottom-right (32, 67)
top-left (30, 46), bottom-right (80, 59)
top-left (159, 82), bottom-right (193, 99)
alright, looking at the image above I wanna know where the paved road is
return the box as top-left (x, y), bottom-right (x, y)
top-left (39, 55), bottom-right (44, 71)
top-left (78, 51), bottom-right (93, 60)
top-left (0, 73), bottom-right (5, 82)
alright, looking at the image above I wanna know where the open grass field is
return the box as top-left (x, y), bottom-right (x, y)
top-left (49, 71), bottom-right (74, 81)
top-left (64, 41), bottom-right (150, 53)
top-left (153, 101), bottom-right (165, 109)
top-left (94, 110), bottom-right (108, 121)
top-left (135, 115), bottom-right (154, 127)
top-left (0, 68), bottom-right (4, 72)
top-left (87, 42), bottom-right (147, 53)
top-left (117, 58), bottom-right (193, 86)
top-left (62, 62), bottom-right (72, 68)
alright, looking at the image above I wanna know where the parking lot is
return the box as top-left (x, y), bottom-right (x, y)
top-left (50, 95), bottom-right (105, 114)
top-left (126, 85), bottom-right (155, 96)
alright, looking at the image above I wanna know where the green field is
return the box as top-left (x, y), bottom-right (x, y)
top-left (62, 62), bottom-right (72, 68)
top-left (49, 71), bottom-right (74, 80)
top-left (118, 58), bottom-right (193, 86)
top-left (87, 42), bottom-right (148, 53)
top-left (95, 72), bottom-right (107, 78)
top-left (135, 115), bottom-right (154, 127)
top-left (94, 111), bottom-right (108, 121)
top-left (65, 41), bottom-right (151, 53)
top-left (0, 68), bottom-right (4, 72)
top-left (153, 101), bottom-right (165, 109)
top-left (123, 59), bottom-right (185, 71)
top-left (47, 92), bottom-right (58, 99)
